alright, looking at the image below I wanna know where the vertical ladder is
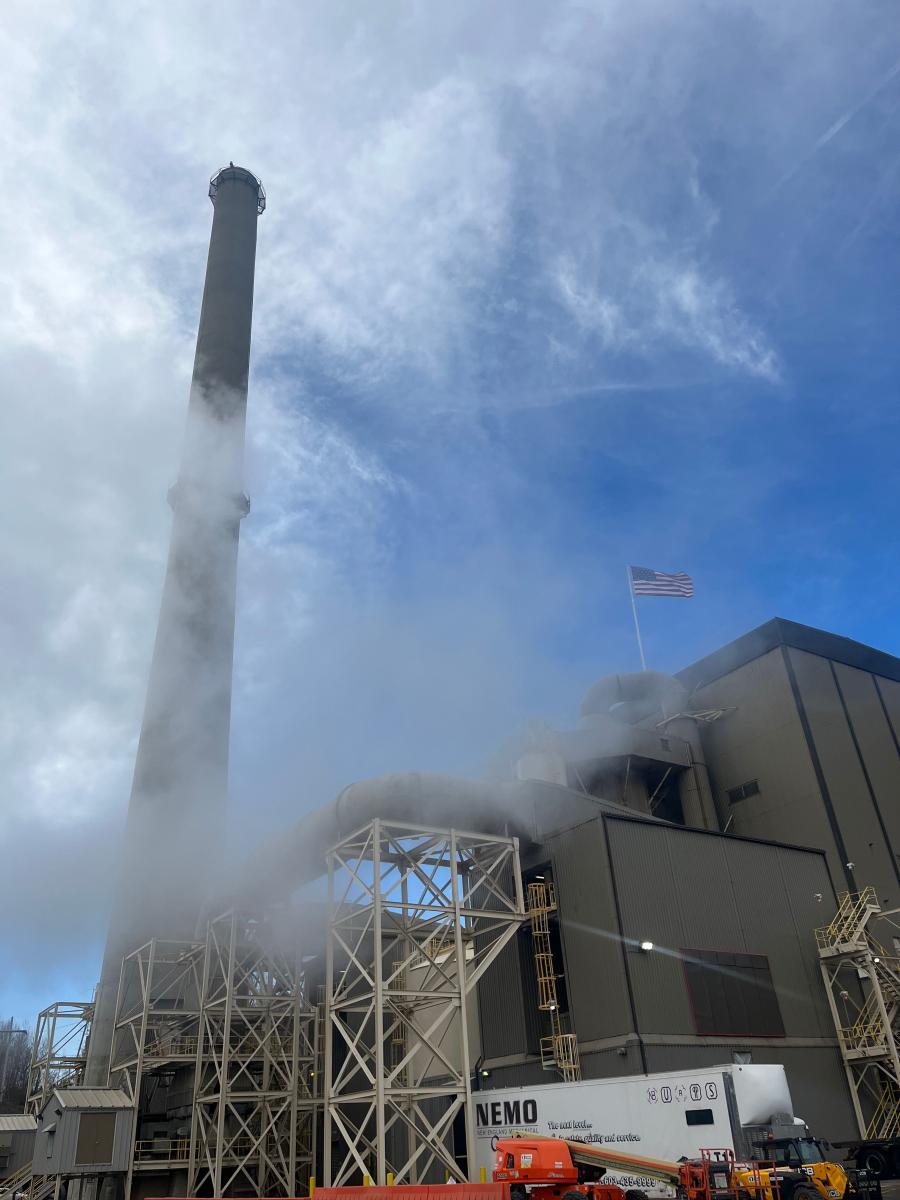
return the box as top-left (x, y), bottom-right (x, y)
top-left (526, 881), bottom-right (581, 1082)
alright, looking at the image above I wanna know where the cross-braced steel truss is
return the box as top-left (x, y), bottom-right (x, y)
top-left (107, 937), bottom-right (205, 1196)
top-left (325, 820), bottom-right (524, 1187)
top-left (99, 911), bottom-right (319, 1199)
top-left (817, 888), bottom-right (900, 1139)
top-left (26, 1002), bottom-right (93, 1113)
top-left (188, 911), bottom-right (318, 1199)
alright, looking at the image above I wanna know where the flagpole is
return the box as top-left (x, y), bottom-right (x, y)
top-left (626, 565), bottom-right (647, 671)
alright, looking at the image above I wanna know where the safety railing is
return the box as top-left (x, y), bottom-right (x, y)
top-left (816, 887), bottom-right (880, 951)
top-left (866, 1081), bottom-right (900, 1140)
top-left (0, 1162), bottom-right (33, 1200)
top-left (133, 1138), bottom-right (190, 1163)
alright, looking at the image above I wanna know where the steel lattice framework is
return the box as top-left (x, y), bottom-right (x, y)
top-left (324, 819), bottom-right (524, 1187)
top-left (188, 911), bottom-right (318, 1199)
top-left (26, 1003), bottom-right (93, 1114)
top-left (817, 888), bottom-right (900, 1139)
top-left (100, 912), bottom-right (319, 1200)
top-left (108, 936), bottom-right (205, 1195)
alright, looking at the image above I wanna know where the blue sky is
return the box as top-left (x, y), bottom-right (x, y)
top-left (1, 0), bottom-right (898, 1027)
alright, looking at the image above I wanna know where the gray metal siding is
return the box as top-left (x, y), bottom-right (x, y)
top-left (719, 839), bottom-right (835, 1038)
top-left (789, 649), bottom-right (898, 906)
top-left (34, 1109), bottom-right (132, 1175)
top-left (547, 819), bottom-right (633, 1043)
top-left (692, 649), bottom-right (837, 855)
top-left (0, 1130), bottom-right (35, 1178)
top-left (769, 1045), bottom-right (857, 1141)
top-left (477, 936), bottom-right (530, 1061)
top-left (579, 1044), bottom-right (645, 1080)
top-left (832, 662), bottom-right (900, 878)
top-left (480, 1061), bottom-right (546, 1089)
top-left (605, 818), bottom-right (836, 1040)
top-left (603, 819), bottom-right (696, 1035)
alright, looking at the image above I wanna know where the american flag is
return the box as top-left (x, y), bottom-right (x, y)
top-left (630, 565), bottom-right (694, 597)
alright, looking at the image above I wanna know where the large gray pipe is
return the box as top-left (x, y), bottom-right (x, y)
top-left (85, 166), bottom-right (265, 1085)
top-left (581, 670), bottom-right (688, 724)
top-left (224, 772), bottom-right (533, 911)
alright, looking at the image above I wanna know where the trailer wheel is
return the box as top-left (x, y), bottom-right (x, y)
top-left (625, 1190), bottom-right (649, 1200)
top-left (562, 1190), bottom-right (586, 1200)
top-left (859, 1150), bottom-right (887, 1177)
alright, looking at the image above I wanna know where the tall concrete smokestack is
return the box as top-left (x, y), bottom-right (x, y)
top-left (85, 165), bottom-right (265, 1085)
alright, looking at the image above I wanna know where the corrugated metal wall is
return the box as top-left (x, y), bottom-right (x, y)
top-left (546, 818), bottom-right (633, 1043)
top-left (691, 642), bottom-right (899, 914)
top-left (691, 648), bottom-right (837, 854)
top-left (477, 937), bottom-right (531, 1061)
top-left (33, 1109), bottom-right (132, 1176)
top-left (600, 815), bottom-right (856, 1137)
top-left (603, 817), bottom-right (837, 1038)
top-left (789, 649), bottom-right (899, 908)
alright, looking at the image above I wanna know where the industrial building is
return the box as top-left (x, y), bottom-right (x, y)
top-left (4, 167), bottom-right (898, 1200)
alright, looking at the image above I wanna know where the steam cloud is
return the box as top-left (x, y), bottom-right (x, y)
top-left (2, 0), bottom-right (894, 1027)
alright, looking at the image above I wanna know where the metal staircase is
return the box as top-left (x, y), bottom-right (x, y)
top-left (526, 881), bottom-right (581, 1082)
top-left (0, 1162), bottom-right (33, 1200)
top-left (817, 887), bottom-right (900, 1138)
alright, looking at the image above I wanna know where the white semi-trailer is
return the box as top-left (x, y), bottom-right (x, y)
top-left (473, 1064), bottom-right (807, 1196)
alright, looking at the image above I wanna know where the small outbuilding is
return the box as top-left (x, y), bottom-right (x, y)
top-left (33, 1089), bottom-right (134, 1179)
top-left (0, 1114), bottom-right (38, 1180)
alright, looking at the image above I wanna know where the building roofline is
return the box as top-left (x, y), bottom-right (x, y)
top-left (677, 617), bottom-right (900, 691)
top-left (600, 806), bottom-right (833, 860)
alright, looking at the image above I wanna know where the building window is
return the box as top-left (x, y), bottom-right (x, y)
top-left (683, 950), bottom-right (785, 1037)
top-left (686, 1109), bottom-right (715, 1126)
top-left (727, 779), bottom-right (760, 804)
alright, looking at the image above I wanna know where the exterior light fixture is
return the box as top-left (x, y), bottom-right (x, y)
top-left (481, 1069), bottom-right (490, 1078)
top-left (640, 941), bottom-right (654, 952)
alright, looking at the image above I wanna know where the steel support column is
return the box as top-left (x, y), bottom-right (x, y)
top-left (325, 819), bottom-right (524, 1186)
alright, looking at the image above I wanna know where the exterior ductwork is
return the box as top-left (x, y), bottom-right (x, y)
top-left (579, 670), bottom-right (718, 830)
top-left (228, 674), bottom-right (720, 915)
top-left (227, 771), bottom-right (535, 910)
top-left (580, 670), bottom-right (688, 725)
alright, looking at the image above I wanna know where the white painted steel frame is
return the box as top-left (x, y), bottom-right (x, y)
top-left (188, 911), bottom-right (318, 1199)
top-left (27, 1004), bottom-right (93, 1114)
top-left (324, 819), bottom-right (524, 1187)
top-left (817, 892), bottom-right (900, 1138)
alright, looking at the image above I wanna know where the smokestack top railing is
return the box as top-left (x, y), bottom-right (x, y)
top-left (209, 164), bottom-right (266, 214)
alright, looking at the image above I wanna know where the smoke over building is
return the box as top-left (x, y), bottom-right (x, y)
top-left (8, 171), bottom-right (898, 1200)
